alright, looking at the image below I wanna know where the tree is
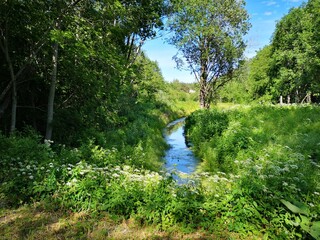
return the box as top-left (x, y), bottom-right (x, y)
top-left (304, 0), bottom-right (320, 101)
top-left (45, 0), bottom-right (84, 140)
top-left (270, 1), bottom-right (320, 103)
top-left (168, 0), bottom-right (250, 108)
top-left (0, 0), bottom-right (168, 144)
top-left (217, 59), bottom-right (251, 104)
top-left (270, 6), bottom-right (306, 103)
top-left (0, 0), bottom-right (49, 133)
top-left (247, 45), bottom-right (273, 102)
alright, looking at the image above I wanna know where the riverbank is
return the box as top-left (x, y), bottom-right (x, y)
top-left (0, 95), bottom-right (203, 239)
top-left (184, 104), bottom-right (320, 239)
top-left (2, 104), bottom-right (319, 239)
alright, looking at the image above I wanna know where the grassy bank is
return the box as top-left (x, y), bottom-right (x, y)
top-left (1, 104), bottom-right (319, 239)
top-left (0, 86), bottom-right (202, 239)
top-left (185, 104), bottom-right (320, 239)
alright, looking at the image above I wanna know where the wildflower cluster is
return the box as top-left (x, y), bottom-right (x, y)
top-left (185, 105), bottom-right (320, 238)
top-left (63, 161), bottom-right (166, 185)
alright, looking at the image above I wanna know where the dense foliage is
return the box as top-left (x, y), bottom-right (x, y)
top-left (220, 0), bottom-right (320, 104)
top-left (167, 0), bottom-right (250, 108)
top-left (2, 105), bottom-right (319, 239)
top-left (185, 105), bottom-right (320, 239)
top-left (0, 0), bottom-right (166, 138)
top-left (1, 0), bottom-right (320, 239)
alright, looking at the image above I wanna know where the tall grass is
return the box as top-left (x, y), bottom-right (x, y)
top-left (1, 104), bottom-right (319, 239)
top-left (185, 104), bottom-right (320, 238)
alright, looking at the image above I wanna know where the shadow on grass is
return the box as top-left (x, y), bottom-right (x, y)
top-left (0, 203), bottom-right (234, 240)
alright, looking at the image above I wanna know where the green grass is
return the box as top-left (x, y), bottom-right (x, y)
top-left (185, 104), bottom-right (320, 239)
top-left (1, 104), bottom-right (319, 239)
top-left (1, 203), bottom-right (249, 240)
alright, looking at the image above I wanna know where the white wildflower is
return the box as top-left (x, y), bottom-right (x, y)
top-left (112, 173), bottom-right (120, 178)
top-left (123, 165), bottom-right (130, 171)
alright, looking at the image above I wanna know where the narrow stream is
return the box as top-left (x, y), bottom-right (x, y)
top-left (163, 118), bottom-right (199, 183)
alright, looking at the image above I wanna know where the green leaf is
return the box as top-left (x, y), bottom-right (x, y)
top-left (280, 199), bottom-right (310, 216)
top-left (300, 215), bottom-right (311, 232)
top-left (309, 221), bottom-right (320, 240)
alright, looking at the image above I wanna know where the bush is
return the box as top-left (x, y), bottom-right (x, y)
top-left (184, 105), bottom-right (320, 238)
top-left (0, 132), bottom-right (55, 205)
top-left (185, 109), bottom-right (229, 149)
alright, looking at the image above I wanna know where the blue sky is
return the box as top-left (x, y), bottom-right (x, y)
top-left (142, 0), bottom-right (305, 83)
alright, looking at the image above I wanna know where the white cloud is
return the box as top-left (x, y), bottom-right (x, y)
top-left (264, 11), bottom-right (273, 16)
top-left (263, 1), bottom-right (277, 6)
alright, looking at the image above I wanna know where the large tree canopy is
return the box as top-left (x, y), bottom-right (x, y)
top-left (269, 0), bottom-right (320, 103)
top-left (168, 0), bottom-right (250, 108)
top-left (0, 0), bottom-right (166, 140)
top-left (219, 0), bottom-right (320, 104)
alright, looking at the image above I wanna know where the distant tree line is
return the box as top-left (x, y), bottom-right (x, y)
top-left (219, 0), bottom-right (320, 104)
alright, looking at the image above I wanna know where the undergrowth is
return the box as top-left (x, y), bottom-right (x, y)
top-left (2, 104), bottom-right (319, 239)
top-left (185, 104), bottom-right (320, 239)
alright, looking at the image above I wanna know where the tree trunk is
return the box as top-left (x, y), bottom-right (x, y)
top-left (199, 88), bottom-right (206, 109)
top-left (295, 90), bottom-right (300, 103)
top-left (199, 67), bottom-right (211, 109)
top-left (307, 92), bottom-right (311, 103)
top-left (10, 71), bottom-right (17, 134)
top-left (2, 33), bottom-right (17, 134)
top-left (45, 41), bottom-right (59, 140)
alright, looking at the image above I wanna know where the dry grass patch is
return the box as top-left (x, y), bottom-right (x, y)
top-left (0, 204), bottom-right (232, 240)
top-left (1, 201), bottom-right (264, 240)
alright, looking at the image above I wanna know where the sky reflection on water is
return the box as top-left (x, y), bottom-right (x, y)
top-left (164, 118), bottom-right (199, 183)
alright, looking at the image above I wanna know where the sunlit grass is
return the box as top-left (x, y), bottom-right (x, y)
top-left (0, 204), bottom-right (228, 240)
top-left (1, 104), bottom-right (319, 239)
top-left (185, 104), bottom-right (320, 238)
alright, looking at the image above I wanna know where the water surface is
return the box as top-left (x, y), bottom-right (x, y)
top-left (163, 118), bottom-right (199, 182)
